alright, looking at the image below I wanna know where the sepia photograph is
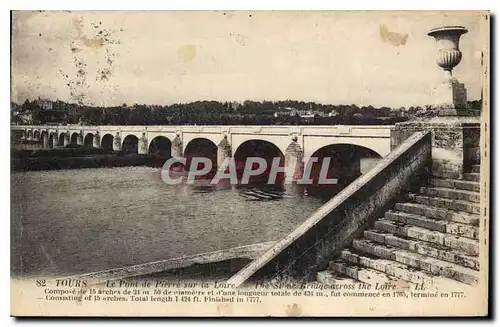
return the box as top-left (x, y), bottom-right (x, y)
top-left (9, 9), bottom-right (490, 317)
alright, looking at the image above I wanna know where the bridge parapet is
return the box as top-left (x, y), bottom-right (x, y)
top-left (11, 124), bottom-right (393, 136)
top-left (11, 124), bottom-right (394, 160)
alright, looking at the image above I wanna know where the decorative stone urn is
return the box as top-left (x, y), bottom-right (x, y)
top-left (428, 26), bottom-right (468, 115)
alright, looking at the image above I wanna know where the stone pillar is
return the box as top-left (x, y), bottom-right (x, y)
top-left (217, 136), bottom-right (232, 168)
top-left (113, 132), bottom-right (122, 152)
top-left (138, 132), bottom-right (148, 155)
top-left (77, 132), bottom-right (84, 146)
top-left (93, 132), bottom-right (101, 148)
top-left (52, 134), bottom-right (59, 147)
top-left (63, 133), bottom-right (70, 147)
top-left (284, 136), bottom-right (304, 183)
top-left (172, 134), bottom-right (183, 158)
top-left (42, 133), bottom-right (49, 148)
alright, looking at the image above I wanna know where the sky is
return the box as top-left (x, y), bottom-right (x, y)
top-left (11, 11), bottom-right (488, 108)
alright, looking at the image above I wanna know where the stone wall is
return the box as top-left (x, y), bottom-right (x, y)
top-left (391, 117), bottom-right (480, 178)
top-left (227, 131), bottom-right (432, 286)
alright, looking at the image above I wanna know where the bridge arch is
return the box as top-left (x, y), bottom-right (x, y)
top-left (184, 138), bottom-right (218, 170)
top-left (230, 135), bottom-right (290, 159)
top-left (181, 134), bottom-right (224, 155)
top-left (84, 133), bottom-right (94, 147)
top-left (304, 138), bottom-right (389, 162)
top-left (48, 132), bottom-right (56, 147)
top-left (58, 132), bottom-right (67, 146)
top-left (39, 131), bottom-right (48, 147)
top-left (305, 143), bottom-right (383, 194)
top-left (148, 136), bottom-right (172, 157)
top-left (121, 132), bottom-right (144, 145)
top-left (101, 133), bottom-right (114, 151)
top-left (26, 130), bottom-right (33, 140)
top-left (233, 139), bottom-right (285, 183)
top-left (122, 135), bottom-right (139, 153)
top-left (33, 130), bottom-right (41, 140)
top-left (70, 132), bottom-right (79, 145)
top-left (234, 139), bottom-right (285, 158)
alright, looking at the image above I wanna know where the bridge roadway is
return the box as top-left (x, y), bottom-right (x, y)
top-left (12, 125), bottom-right (393, 172)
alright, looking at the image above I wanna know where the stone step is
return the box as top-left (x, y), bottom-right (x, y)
top-left (373, 219), bottom-right (479, 256)
top-left (395, 202), bottom-right (480, 226)
top-left (471, 165), bottom-right (480, 173)
top-left (420, 187), bottom-right (480, 203)
top-left (352, 239), bottom-right (478, 285)
top-left (328, 260), bottom-right (400, 286)
top-left (429, 178), bottom-right (480, 193)
top-left (431, 163), bottom-right (462, 179)
top-left (363, 230), bottom-right (479, 270)
top-left (341, 250), bottom-right (473, 290)
top-left (408, 194), bottom-right (480, 214)
top-left (316, 270), bottom-right (358, 286)
top-left (385, 211), bottom-right (446, 233)
top-left (385, 211), bottom-right (479, 239)
top-left (463, 173), bottom-right (480, 182)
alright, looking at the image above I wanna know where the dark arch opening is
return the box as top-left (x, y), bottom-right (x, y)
top-left (58, 133), bottom-right (66, 146)
top-left (122, 135), bottom-right (139, 153)
top-left (306, 144), bottom-right (382, 199)
top-left (70, 132), bottom-right (79, 146)
top-left (48, 133), bottom-right (55, 147)
top-left (16, 130), bottom-right (25, 140)
top-left (84, 133), bottom-right (94, 147)
top-left (184, 138), bottom-right (218, 177)
top-left (27, 130), bottom-right (33, 139)
top-left (233, 140), bottom-right (285, 184)
top-left (101, 134), bottom-right (114, 151)
top-left (40, 131), bottom-right (49, 147)
top-left (33, 130), bottom-right (40, 140)
top-left (148, 136), bottom-right (172, 158)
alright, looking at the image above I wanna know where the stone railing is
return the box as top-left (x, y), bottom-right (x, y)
top-left (227, 131), bottom-right (432, 286)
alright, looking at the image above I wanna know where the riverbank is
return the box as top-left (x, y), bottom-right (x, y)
top-left (11, 146), bottom-right (169, 171)
top-left (12, 147), bottom-right (108, 158)
top-left (62, 241), bottom-right (275, 284)
top-left (11, 154), bottom-right (163, 171)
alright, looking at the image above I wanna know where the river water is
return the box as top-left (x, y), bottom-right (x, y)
top-left (11, 166), bottom-right (330, 278)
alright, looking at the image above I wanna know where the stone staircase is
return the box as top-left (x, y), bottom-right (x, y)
top-left (317, 163), bottom-right (481, 290)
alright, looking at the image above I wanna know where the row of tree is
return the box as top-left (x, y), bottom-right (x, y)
top-left (11, 99), bottom-right (482, 126)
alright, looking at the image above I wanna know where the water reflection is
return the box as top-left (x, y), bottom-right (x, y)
top-left (11, 166), bottom-right (331, 278)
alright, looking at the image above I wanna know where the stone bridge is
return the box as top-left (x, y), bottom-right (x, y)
top-left (11, 124), bottom-right (393, 173)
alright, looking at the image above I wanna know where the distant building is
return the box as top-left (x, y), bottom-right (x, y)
top-left (274, 107), bottom-right (329, 118)
top-left (230, 102), bottom-right (241, 110)
top-left (328, 110), bottom-right (339, 117)
top-left (34, 98), bottom-right (67, 123)
top-left (35, 98), bottom-right (54, 110)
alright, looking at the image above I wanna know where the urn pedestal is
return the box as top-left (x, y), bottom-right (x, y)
top-left (428, 26), bottom-right (468, 115)
top-left (432, 78), bottom-right (468, 115)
